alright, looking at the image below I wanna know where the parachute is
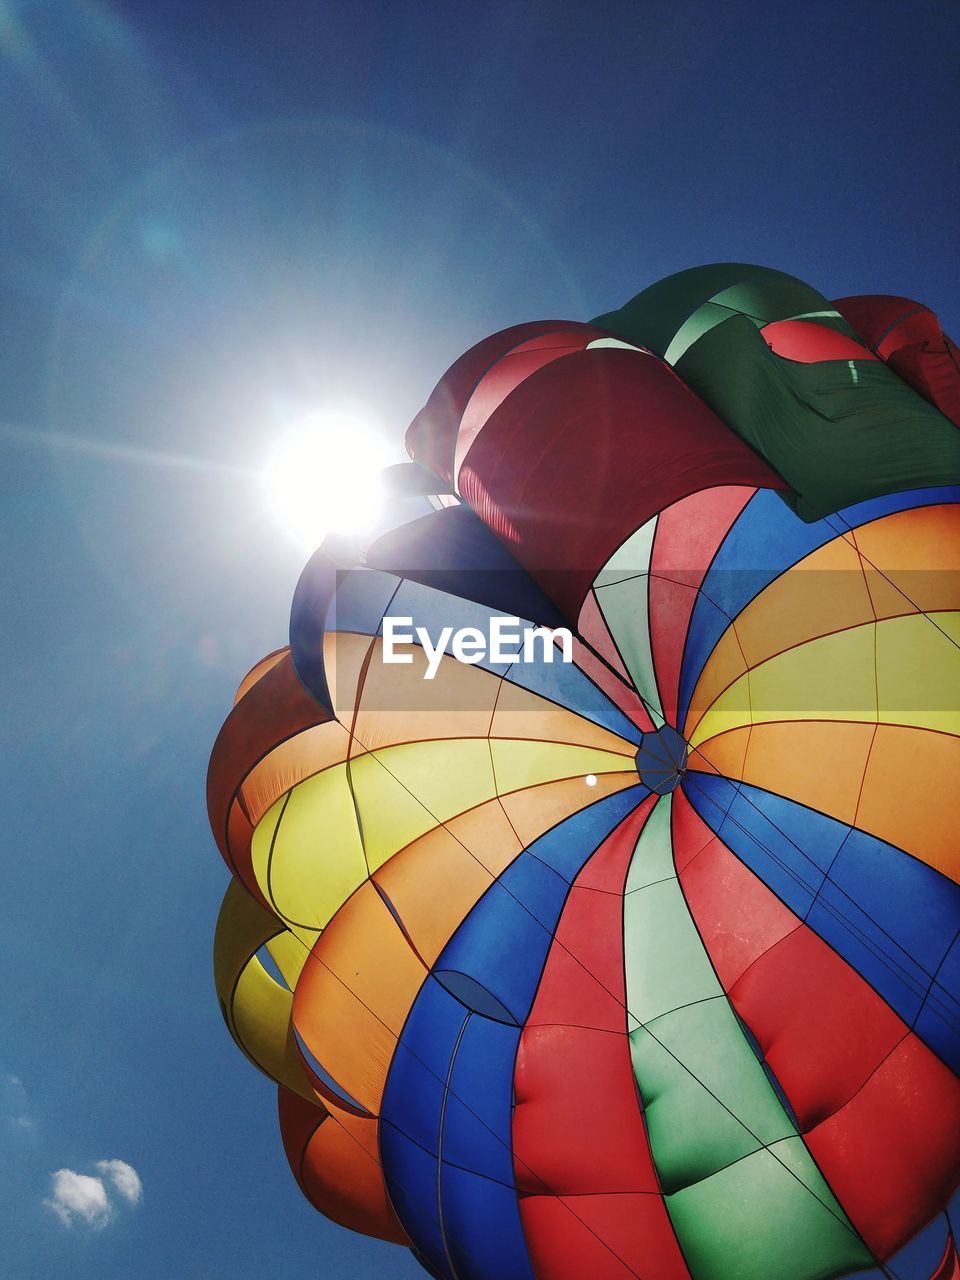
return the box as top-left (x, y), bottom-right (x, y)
top-left (208, 264), bottom-right (960, 1280)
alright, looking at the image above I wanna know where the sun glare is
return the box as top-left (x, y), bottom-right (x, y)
top-left (265, 409), bottom-right (391, 550)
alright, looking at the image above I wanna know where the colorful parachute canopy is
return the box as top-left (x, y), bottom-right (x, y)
top-left (208, 264), bottom-right (960, 1280)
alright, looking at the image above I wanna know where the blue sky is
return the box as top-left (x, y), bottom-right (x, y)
top-left (0, 2), bottom-right (957, 1277)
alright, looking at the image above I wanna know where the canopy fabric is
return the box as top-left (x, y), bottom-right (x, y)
top-left (209, 264), bottom-right (960, 1280)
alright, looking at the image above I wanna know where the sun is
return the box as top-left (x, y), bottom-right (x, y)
top-left (264, 408), bottom-right (392, 551)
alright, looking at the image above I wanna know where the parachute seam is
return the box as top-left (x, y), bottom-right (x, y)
top-left (910, 924), bottom-right (960, 1039)
top-left (435, 1012), bottom-right (470, 1280)
top-left (345, 635), bottom-right (381, 881)
top-left (263, 791), bottom-right (294, 925)
top-left (691, 715), bottom-right (959, 745)
top-left (871, 305), bottom-right (929, 353)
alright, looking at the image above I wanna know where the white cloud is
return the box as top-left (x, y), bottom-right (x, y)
top-left (44, 1170), bottom-right (113, 1229)
top-left (3, 1073), bottom-right (34, 1131)
top-left (44, 1159), bottom-right (142, 1229)
top-left (96, 1159), bottom-right (142, 1205)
